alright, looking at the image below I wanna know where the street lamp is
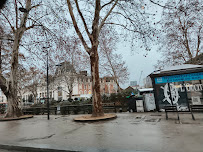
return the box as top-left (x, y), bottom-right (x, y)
top-left (43, 46), bottom-right (50, 120)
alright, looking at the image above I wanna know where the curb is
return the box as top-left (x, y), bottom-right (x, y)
top-left (0, 144), bottom-right (80, 152)
top-left (0, 115), bottom-right (33, 121)
top-left (74, 114), bottom-right (117, 122)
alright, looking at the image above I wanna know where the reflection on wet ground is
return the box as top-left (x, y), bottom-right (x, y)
top-left (0, 113), bottom-right (203, 152)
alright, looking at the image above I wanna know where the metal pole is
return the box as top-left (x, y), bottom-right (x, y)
top-left (47, 50), bottom-right (50, 120)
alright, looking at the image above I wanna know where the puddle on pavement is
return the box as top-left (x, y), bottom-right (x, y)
top-left (144, 118), bottom-right (161, 122)
top-left (150, 114), bottom-right (162, 116)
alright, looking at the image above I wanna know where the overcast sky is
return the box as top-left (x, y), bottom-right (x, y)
top-left (117, 44), bottom-right (162, 88)
top-left (117, 2), bottom-right (163, 89)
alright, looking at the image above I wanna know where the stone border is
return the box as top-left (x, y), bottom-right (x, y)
top-left (0, 144), bottom-right (79, 152)
top-left (74, 113), bottom-right (117, 122)
top-left (0, 115), bottom-right (33, 121)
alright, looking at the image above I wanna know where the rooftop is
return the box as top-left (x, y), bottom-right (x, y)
top-left (150, 64), bottom-right (203, 77)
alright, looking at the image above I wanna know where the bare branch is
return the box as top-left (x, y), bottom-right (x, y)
top-left (149, 0), bottom-right (170, 8)
top-left (196, 26), bottom-right (202, 57)
top-left (19, 0), bottom-right (31, 28)
top-left (75, 0), bottom-right (92, 43)
top-left (105, 22), bottom-right (144, 34)
top-left (1, 12), bottom-right (15, 32)
top-left (0, 37), bottom-right (14, 42)
top-left (67, 0), bottom-right (90, 53)
top-left (15, 0), bottom-right (18, 29)
top-left (30, 4), bottom-right (41, 10)
top-left (17, 0), bottom-right (23, 7)
top-left (25, 24), bottom-right (42, 31)
top-left (101, 0), bottom-right (114, 10)
top-left (91, 0), bottom-right (101, 43)
top-left (99, 0), bottom-right (118, 33)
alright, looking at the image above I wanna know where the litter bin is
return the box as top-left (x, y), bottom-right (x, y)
top-left (135, 96), bottom-right (144, 112)
top-left (127, 96), bottom-right (136, 112)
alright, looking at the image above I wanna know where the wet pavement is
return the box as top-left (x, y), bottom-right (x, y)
top-left (0, 112), bottom-right (203, 152)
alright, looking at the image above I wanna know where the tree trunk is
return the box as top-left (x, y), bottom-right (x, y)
top-left (0, 0), bottom-right (31, 118)
top-left (68, 87), bottom-right (73, 99)
top-left (115, 79), bottom-right (121, 93)
top-left (4, 31), bottom-right (23, 118)
top-left (5, 93), bottom-right (22, 118)
top-left (90, 48), bottom-right (104, 117)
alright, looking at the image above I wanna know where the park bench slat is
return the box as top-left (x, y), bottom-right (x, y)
top-left (164, 105), bottom-right (180, 121)
top-left (190, 104), bottom-right (203, 120)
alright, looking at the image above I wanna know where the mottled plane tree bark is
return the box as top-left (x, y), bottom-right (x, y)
top-left (0, 0), bottom-right (33, 118)
top-left (66, 0), bottom-right (156, 117)
top-left (0, 0), bottom-right (51, 118)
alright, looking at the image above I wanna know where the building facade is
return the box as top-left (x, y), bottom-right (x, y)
top-left (20, 62), bottom-right (118, 105)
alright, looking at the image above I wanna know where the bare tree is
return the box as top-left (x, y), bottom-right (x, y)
top-left (54, 61), bottom-right (76, 100)
top-left (0, 0), bottom-right (57, 118)
top-left (99, 27), bottom-right (129, 93)
top-left (50, 36), bottom-right (89, 100)
top-left (155, 0), bottom-right (202, 69)
top-left (66, 0), bottom-right (156, 117)
top-left (20, 67), bottom-right (42, 104)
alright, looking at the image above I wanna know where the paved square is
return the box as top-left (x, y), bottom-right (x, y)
top-left (0, 112), bottom-right (203, 152)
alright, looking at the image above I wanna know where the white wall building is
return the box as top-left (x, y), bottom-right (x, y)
top-left (20, 62), bottom-right (118, 105)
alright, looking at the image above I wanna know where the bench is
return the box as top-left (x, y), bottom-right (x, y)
top-left (23, 107), bottom-right (57, 115)
top-left (190, 105), bottom-right (203, 120)
top-left (164, 105), bottom-right (180, 121)
top-left (22, 108), bottom-right (34, 115)
top-left (102, 102), bottom-right (116, 113)
top-left (22, 102), bottom-right (117, 115)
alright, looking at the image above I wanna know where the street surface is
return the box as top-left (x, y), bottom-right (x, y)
top-left (0, 112), bottom-right (203, 152)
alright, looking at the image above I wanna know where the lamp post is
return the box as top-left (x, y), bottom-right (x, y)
top-left (19, 7), bottom-right (50, 119)
top-left (43, 47), bottom-right (50, 120)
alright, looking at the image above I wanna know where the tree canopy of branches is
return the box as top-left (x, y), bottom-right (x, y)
top-left (155, 0), bottom-right (203, 69)
top-left (0, 0), bottom-right (61, 118)
top-left (66, 0), bottom-right (156, 117)
top-left (99, 27), bottom-right (129, 93)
